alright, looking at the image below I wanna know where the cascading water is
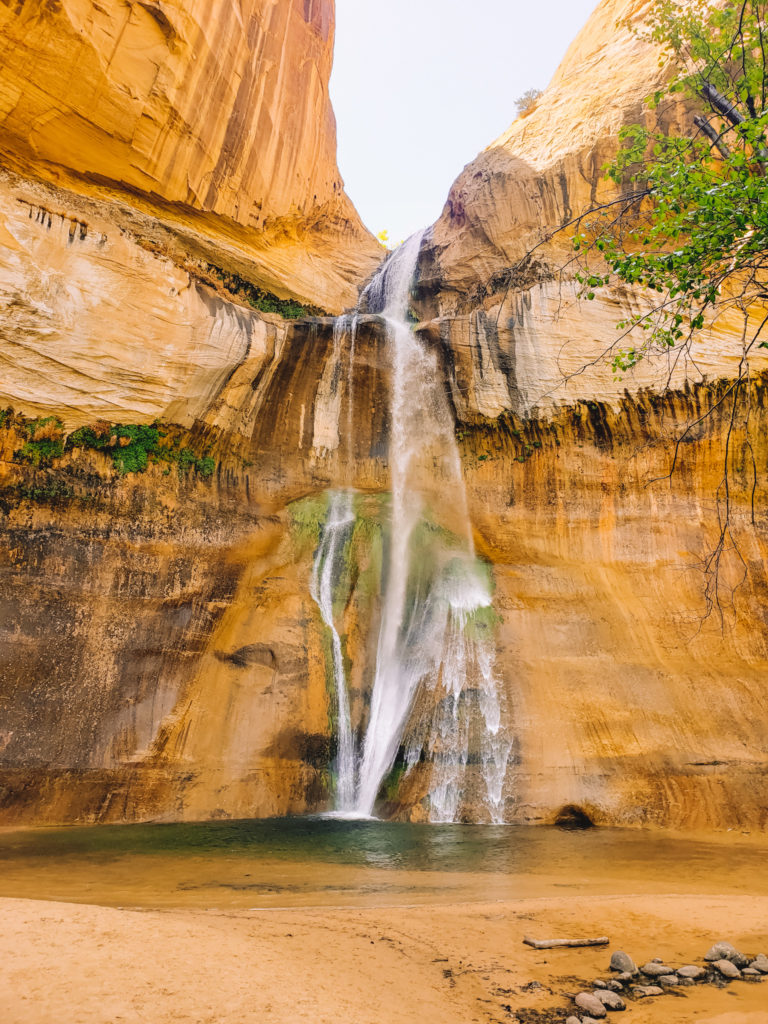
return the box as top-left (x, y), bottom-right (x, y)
top-left (311, 232), bottom-right (510, 822)
top-left (310, 490), bottom-right (356, 812)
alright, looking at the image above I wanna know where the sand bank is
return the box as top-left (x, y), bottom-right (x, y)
top-left (2, 893), bottom-right (766, 1023)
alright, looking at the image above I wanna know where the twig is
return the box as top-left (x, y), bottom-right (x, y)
top-left (522, 936), bottom-right (610, 950)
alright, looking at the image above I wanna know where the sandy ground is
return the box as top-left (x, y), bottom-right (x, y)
top-left (2, 893), bottom-right (767, 1024)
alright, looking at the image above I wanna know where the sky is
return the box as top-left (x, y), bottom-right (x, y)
top-left (331, 0), bottom-right (599, 244)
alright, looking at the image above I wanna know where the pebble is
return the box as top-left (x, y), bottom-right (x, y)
top-left (615, 972), bottom-right (635, 983)
top-left (609, 951), bottom-right (637, 974)
top-left (713, 959), bottom-right (741, 979)
top-left (574, 991), bottom-right (607, 1018)
top-left (565, 1017), bottom-right (581, 1024)
top-left (742, 968), bottom-right (761, 977)
top-left (659, 974), bottom-right (679, 986)
top-left (592, 989), bottom-right (625, 1010)
top-left (752, 953), bottom-right (768, 974)
top-left (678, 965), bottom-right (706, 980)
top-left (640, 962), bottom-right (673, 977)
top-left (593, 979), bottom-right (623, 992)
top-left (632, 985), bottom-right (664, 997)
top-left (705, 942), bottom-right (749, 967)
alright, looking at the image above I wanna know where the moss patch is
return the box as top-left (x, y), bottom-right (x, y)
top-left (205, 264), bottom-right (325, 320)
top-left (67, 421), bottom-right (216, 478)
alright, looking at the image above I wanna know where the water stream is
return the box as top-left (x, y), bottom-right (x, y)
top-left (311, 233), bottom-right (510, 821)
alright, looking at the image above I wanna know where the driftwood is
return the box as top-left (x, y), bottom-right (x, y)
top-left (523, 935), bottom-right (610, 950)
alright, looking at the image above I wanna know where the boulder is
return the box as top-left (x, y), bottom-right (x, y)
top-left (713, 959), bottom-right (741, 979)
top-left (609, 951), bottom-right (637, 974)
top-left (632, 985), bottom-right (664, 997)
top-left (705, 942), bottom-right (749, 967)
top-left (592, 989), bottom-right (626, 1010)
top-left (678, 965), bottom-right (706, 980)
top-left (640, 963), bottom-right (673, 977)
top-left (574, 991), bottom-right (607, 1018)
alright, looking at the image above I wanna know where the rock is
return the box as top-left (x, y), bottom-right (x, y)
top-left (659, 974), bottom-right (679, 986)
top-left (0, 2), bottom-right (380, 315)
top-left (566, 1017), bottom-right (581, 1024)
top-left (713, 959), bottom-right (741, 979)
top-left (704, 942), bottom-right (749, 966)
top-left (751, 954), bottom-right (768, 974)
top-left (609, 951), bottom-right (637, 974)
top-left (593, 978), bottom-right (623, 990)
top-left (592, 989), bottom-right (625, 1010)
top-left (574, 992), bottom-right (607, 1018)
top-left (640, 962), bottom-right (674, 977)
top-left (632, 985), bottom-right (664, 998)
top-left (678, 977), bottom-right (695, 986)
top-left (678, 965), bottom-right (706, 980)
top-left (616, 972), bottom-right (635, 983)
top-left (742, 968), bottom-right (761, 977)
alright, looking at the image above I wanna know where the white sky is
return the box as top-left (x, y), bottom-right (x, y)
top-left (331, 0), bottom-right (598, 243)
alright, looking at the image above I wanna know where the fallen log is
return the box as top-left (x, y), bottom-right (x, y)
top-left (523, 935), bottom-right (610, 950)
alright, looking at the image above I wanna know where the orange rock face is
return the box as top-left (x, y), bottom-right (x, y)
top-left (0, 0), bottom-right (380, 311)
top-left (418, 0), bottom-right (768, 415)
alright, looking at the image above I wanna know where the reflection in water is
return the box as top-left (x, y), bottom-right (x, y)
top-left (0, 818), bottom-right (765, 911)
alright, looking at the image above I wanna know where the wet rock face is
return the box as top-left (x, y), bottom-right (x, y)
top-left (2, 314), bottom-right (768, 826)
top-left (0, 1), bottom-right (380, 312)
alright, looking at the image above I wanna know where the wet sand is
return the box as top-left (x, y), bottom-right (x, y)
top-left (1, 822), bottom-right (766, 1022)
top-left (2, 892), bottom-right (767, 1023)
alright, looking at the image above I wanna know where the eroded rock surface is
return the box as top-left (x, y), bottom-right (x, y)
top-left (415, 0), bottom-right (768, 417)
top-left (0, 0), bottom-right (380, 313)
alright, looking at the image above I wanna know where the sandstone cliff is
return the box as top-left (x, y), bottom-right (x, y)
top-left (1, 339), bottom-right (767, 832)
top-left (1, 0), bottom-right (767, 834)
top-left (417, 0), bottom-right (768, 418)
top-left (0, 0), bottom-right (380, 315)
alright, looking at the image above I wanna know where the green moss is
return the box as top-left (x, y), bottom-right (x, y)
top-left (196, 455), bottom-right (216, 479)
top-left (18, 417), bottom-right (65, 467)
top-left (13, 478), bottom-right (75, 503)
top-left (205, 264), bottom-right (325, 320)
top-left (380, 758), bottom-right (408, 803)
top-left (288, 493), bottom-right (329, 554)
top-left (463, 602), bottom-right (502, 641)
top-left (67, 421), bottom-right (216, 479)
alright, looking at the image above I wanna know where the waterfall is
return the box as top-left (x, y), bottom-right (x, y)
top-left (311, 233), bottom-right (510, 822)
top-left (310, 490), bottom-right (357, 811)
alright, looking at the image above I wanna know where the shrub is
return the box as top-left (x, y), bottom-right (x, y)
top-left (19, 416), bottom-right (65, 467)
top-left (515, 88), bottom-right (542, 117)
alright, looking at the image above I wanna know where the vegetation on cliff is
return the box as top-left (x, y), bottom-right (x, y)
top-left (2, 410), bottom-right (216, 482)
top-left (575, 0), bottom-right (768, 373)
top-left (562, 0), bottom-right (768, 620)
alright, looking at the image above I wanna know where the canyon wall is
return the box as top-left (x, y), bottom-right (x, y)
top-left (0, 0), bottom-right (767, 832)
top-left (416, 0), bottom-right (768, 418)
top-left (0, 0), bottom-right (380, 313)
top-left (0, 0), bottom-right (382, 434)
top-left (1, 341), bottom-right (767, 830)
